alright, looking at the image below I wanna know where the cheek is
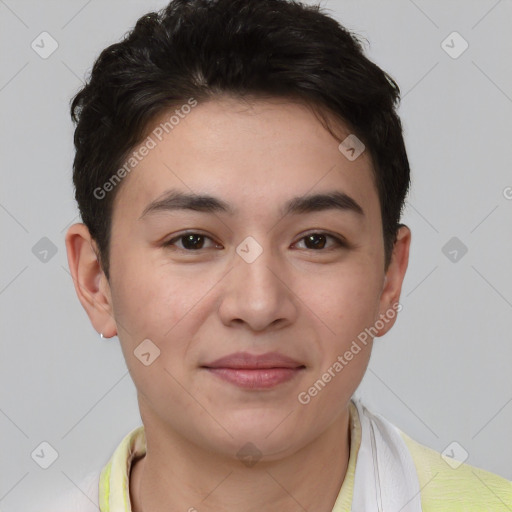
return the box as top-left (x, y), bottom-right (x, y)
top-left (110, 268), bottom-right (196, 411)
top-left (109, 256), bottom-right (214, 393)
top-left (296, 263), bottom-right (380, 399)
top-left (110, 251), bottom-right (201, 338)
top-left (303, 264), bottom-right (382, 342)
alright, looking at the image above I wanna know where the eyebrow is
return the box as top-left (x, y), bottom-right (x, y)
top-left (139, 189), bottom-right (365, 220)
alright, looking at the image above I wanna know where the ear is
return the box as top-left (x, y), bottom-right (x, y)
top-left (374, 225), bottom-right (411, 338)
top-left (64, 223), bottom-right (117, 338)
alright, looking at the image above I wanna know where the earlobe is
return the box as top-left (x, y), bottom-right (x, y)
top-left (64, 223), bottom-right (117, 338)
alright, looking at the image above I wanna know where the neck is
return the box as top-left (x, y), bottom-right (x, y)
top-left (130, 407), bottom-right (351, 512)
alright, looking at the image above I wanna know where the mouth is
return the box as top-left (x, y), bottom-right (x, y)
top-left (201, 351), bottom-right (306, 390)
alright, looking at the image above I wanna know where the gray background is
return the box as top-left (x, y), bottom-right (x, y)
top-left (1, 0), bottom-right (511, 509)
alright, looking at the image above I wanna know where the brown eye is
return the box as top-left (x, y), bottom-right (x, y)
top-left (163, 232), bottom-right (220, 251)
top-left (180, 234), bottom-right (206, 250)
top-left (295, 232), bottom-right (346, 250)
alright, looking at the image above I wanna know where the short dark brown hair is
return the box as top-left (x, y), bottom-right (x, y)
top-left (70, 0), bottom-right (410, 279)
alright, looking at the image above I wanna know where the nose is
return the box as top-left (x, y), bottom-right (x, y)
top-left (217, 239), bottom-right (299, 332)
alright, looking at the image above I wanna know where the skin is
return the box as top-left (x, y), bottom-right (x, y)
top-left (65, 96), bottom-right (410, 511)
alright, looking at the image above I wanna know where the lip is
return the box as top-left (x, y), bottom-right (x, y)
top-left (202, 351), bottom-right (304, 369)
top-left (201, 351), bottom-right (305, 390)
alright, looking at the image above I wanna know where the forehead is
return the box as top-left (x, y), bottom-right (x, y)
top-left (111, 96), bottom-right (380, 227)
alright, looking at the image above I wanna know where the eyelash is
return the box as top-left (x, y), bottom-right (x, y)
top-left (162, 231), bottom-right (348, 252)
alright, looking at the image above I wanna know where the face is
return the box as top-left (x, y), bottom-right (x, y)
top-left (67, 96), bottom-right (410, 461)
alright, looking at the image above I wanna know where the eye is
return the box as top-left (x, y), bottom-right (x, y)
top-left (163, 232), bottom-right (221, 251)
top-left (162, 231), bottom-right (347, 252)
top-left (294, 232), bottom-right (347, 251)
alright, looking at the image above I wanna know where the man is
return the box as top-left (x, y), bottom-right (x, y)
top-left (56, 0), bottom-right (511, 510)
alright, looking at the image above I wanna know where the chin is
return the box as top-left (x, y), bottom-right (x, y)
top-left (223, 415), bottom-right (302, 453)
